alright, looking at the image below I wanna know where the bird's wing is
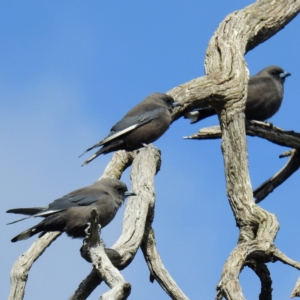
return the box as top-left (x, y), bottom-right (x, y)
top-left (101, 108), bottom-right (164, 145)
top-left (79, 107), bottom-right (165, 157)
top-left (68, 192), bottom-right (109, 206)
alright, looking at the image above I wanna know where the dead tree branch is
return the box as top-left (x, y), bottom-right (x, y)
top-left (184, 123), bottom-right (300, 204)
top-left (291, 277), bottom-right (300, 298)
top-left (245, 261), bottom-right (272, 300)
top-left (8, 232), bottom-right (61, 300)
top-left (141, 227), bottom-right (189, 300)
top-left (184, 120), bottom-right (300, 150)
top-left (166, 0), bottom-right (300, 298)
top-left (81, 209), bottom-right (131, 300)
top-left (254, 149), bottom-right (300, 203)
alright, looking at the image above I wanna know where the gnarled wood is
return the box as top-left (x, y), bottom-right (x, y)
top-left (81, 209), bottom-right (131, 300)
top-left (9, 232), bottom-right (61, 300)
top-left (184, 120), bottom-right (300, 150)
top-left (141, 226), bottom-right (189, 300)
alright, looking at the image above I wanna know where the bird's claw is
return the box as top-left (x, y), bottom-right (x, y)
top-left (85, 222), bottom-right (91, 236)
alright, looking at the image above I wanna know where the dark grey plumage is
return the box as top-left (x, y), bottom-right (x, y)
top-left (185, 66), bottom-right (291, 124)
top-left (7, 178), bottom-right (136, 242)
top-left (80, 93), bottom-right (182, 165)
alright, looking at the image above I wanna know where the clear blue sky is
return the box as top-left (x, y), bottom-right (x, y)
top-left (1, 1), bottom-right (300, 299)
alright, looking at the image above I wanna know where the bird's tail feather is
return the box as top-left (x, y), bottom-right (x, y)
top-left (79, 142), bottom-right (102, 158)
top-left (82, 148), bottom-right (105, 166)
top-left (7, 207), bottom-right (46, 215)
top-left (11, 226), bottom-right (38, 242)
top-left (7, 216), bottom-right (32, 225)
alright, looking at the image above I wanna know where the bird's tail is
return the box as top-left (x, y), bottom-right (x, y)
top-left (78, 142), bottom-right (102, 158)
top-left (6, 207), bottom-right (46, 225)
top-left (7, 207), bottom-right (46, 215)
top-left (184, 107), bottom-right (216, 124)
top-left (11, 225), bottom-right (39, 242)
top-left (82, 147), bottom-right (105, 166)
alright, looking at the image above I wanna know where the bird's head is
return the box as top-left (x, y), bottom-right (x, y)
top-left (97, 178), bottom-right (136, 206)
top-left (155, 93), bottom-right (183, 112)
top-left (265, 66), bottom-right (291, 84)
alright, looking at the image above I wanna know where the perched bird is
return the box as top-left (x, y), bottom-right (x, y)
top-left (80, 93), bottom-right (182, 165)
top-left (7, 178), bottom-right (136, 242)
top-left (185, 66), bottom-right (291, 124)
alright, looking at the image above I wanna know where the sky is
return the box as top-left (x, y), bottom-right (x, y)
top-left (1, 1), bottom-right (300, 299)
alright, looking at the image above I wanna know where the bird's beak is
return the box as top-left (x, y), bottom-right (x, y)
top-left (124, 191), bottom-right (137, 197)
top-left (172, 101), bottom-right (183, 108)
top-left (280, 71), bottom-right (291, 78)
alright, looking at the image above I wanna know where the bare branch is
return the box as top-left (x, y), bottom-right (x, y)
top-left (273, 248), bottom-right (300, 270)
top-left (184, 121), bottom-right (300, 150)
top-left (246, 261), bottom-right (272, 300)
top-left (99, 150), bottom-right (137, 180)
top-left (184, 123), bottom-right (300, 204)
top-left (68, 268), bottom-right (102, 300)
top-left (291, 277), bottom-right (300, 298)
top-left (80, 209), bottom-right (131, 300)
top-left (141, 226), bottom-right (189, 300)
top-left (9, 232), bottom-right (61, 300)
top-left (197, 1), bottom-right (300, 298)
top-left (108, 144), bottom-right (161, 268)
top-left (254, 149), bottom-right (300, 203)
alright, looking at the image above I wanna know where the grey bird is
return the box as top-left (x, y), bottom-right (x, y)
top-left (7, 178), bottom-right (136, 242)
top-left (80, 93), bottom-right (182, 165)
top-left (185, 66), bottom-right (291, 124)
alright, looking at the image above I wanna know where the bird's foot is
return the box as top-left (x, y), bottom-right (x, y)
top-left (85, 222), bottom-right (91, 236)
top-left (264, 120), bottom-right (273, 128)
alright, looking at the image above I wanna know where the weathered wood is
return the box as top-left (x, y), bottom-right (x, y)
top-left (168, 0), bottom-right (300, 299)
top-left (184, 121), bottom-right (300, 150)
top-left (291, 277), bottom-right (300, 298)
top-left (99, 150), bottom-right (137, 180)
top-left (254, 149), bottom-right (300, 203)
top-left (246, 261), bottom-right (272, 300)
top-left (141, 227), bottom-right (189, 300)
top-left (9, 232), bottom-right (61, 300)
top-left (81, 209), bottom-right (131, 300)
top-left (185, 123), bottom-right (300, 204)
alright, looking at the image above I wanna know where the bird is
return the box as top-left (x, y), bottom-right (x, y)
top-left (7, 178), bottom-right (136, 242)
top-left (80, 93), bottom-right (182, 165)
top-left (184, 66), bottom-right (291, 124)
